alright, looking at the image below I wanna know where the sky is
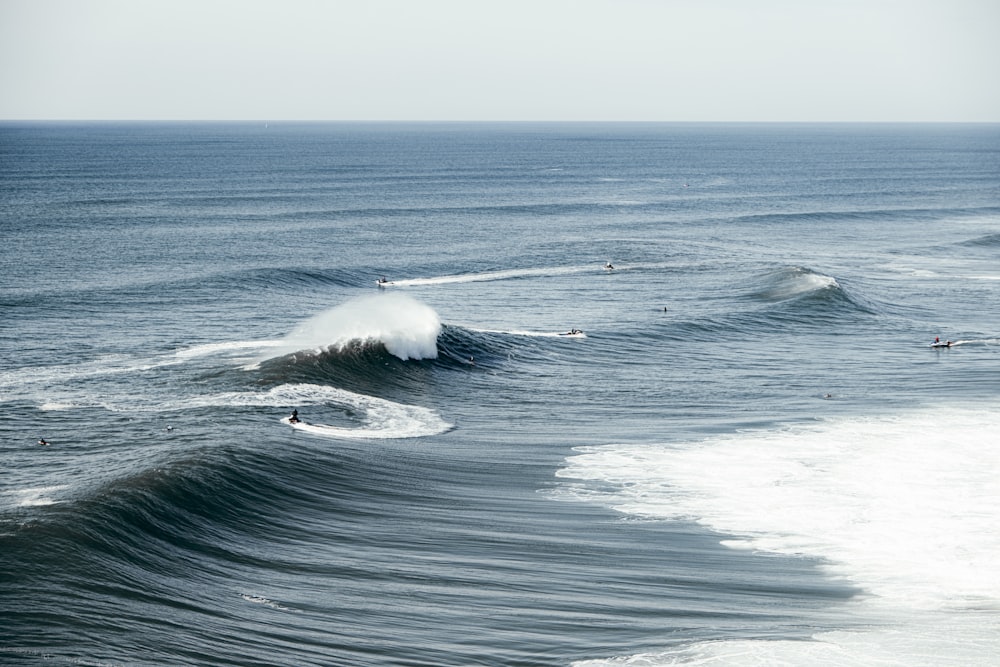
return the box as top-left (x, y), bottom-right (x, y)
top-left (1, 0), bottom-right (998, 122)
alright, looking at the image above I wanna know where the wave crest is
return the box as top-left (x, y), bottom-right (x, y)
top-left (747, 266), bottom-right (840, 302)
top-left (271, 293), bottom-right (441, 361)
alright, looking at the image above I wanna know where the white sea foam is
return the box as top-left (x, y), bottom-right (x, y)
top-left (560, 404), bottom-right (1000, 666)
top-left (4, 485), bottom-right (69, 508)
top-left (173, 340), bottom-right (282, 360)
top-left (272, 292), bottom-right (440, 361)
top-left (39, 401), bottom-right (79, 411)
top-left (385, 265), bottom-right (605, 287)
top-left (0, 353), bottom-right (180, 398)
top-left (191, 383), bottom-right (451, 440)
top-left (239, 593), bottom-right (294, 611)
top-left (3, 342), bottom-right (280, 401)
top-left (935, 338), bottom-right (1000, 348)
top-left (470, 327), bottom-right (588, 338)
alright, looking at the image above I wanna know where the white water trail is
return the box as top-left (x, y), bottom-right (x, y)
top-left (191, 383), bottom-right (452, 440)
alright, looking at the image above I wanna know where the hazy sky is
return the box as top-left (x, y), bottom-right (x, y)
top-left (2, 0), bottom-right (998, 121)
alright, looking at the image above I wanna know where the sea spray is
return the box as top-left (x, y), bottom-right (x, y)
top-left (275, 293), bottom-right (442, 361)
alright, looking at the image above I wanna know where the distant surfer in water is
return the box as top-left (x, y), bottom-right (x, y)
top-left (38, 438), bottom-right (49, 446)
top-left (289, 409), bottom-right (300, 424)
top-left (604, 262), bottom-right (614, 270)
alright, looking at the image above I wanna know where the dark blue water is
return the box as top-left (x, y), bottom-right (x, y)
top-left (2, 122), bottom-right (999, 666)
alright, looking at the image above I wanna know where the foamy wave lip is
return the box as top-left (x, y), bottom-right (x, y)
top-left (572, 624), bottom-right (1000, 667)
top-left (40, 401), bottom-right (78, 411)
top-left (5, 485), bottom-right (69, 507)
top-left (191, 383), bottom-right (452, 440)
top-left (753, 266), bottom-right (838, 301)
top-left (272, 292), bottom-right (441, 361)
top-left (558, 404), bottom-right (1000, 665)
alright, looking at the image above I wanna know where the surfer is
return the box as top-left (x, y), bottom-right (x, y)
top-left (377, 276), bottom-right (390, 285)
top-left (38, 438), bottom-right (49, 446)
top-left (604, 262), bottom-right (614, 270)
top-left (289, 409), bottom-right (300, 424)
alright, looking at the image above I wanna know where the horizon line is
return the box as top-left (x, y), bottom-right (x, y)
top-left (3, 118), bottom-right (999, 125)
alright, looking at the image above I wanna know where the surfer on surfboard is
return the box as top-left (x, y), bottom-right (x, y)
top-left (289, 409), bottom-right (300, 424)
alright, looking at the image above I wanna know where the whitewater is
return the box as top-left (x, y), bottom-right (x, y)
top-left (561, 405), bottom-right (1000, 666)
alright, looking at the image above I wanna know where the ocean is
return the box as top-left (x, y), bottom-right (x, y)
top-left (1, 121), bottom-right (998, 666)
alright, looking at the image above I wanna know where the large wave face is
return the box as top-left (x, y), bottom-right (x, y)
top-left (272, 292), bottom-right (441, 361)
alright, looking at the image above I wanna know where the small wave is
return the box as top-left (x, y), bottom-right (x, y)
top-left (959, 233), bottom-right (1000, 248)
top-left (746, 266), bottom-right (839, 303)
top-left (171, 267), bottom-right (365, 293)
top-left (731, 206), bottom-right (986, 228)
top-left (433, 324), bottom-right (593, 370)
top-left (739, 266), bottom-right (879, 325)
